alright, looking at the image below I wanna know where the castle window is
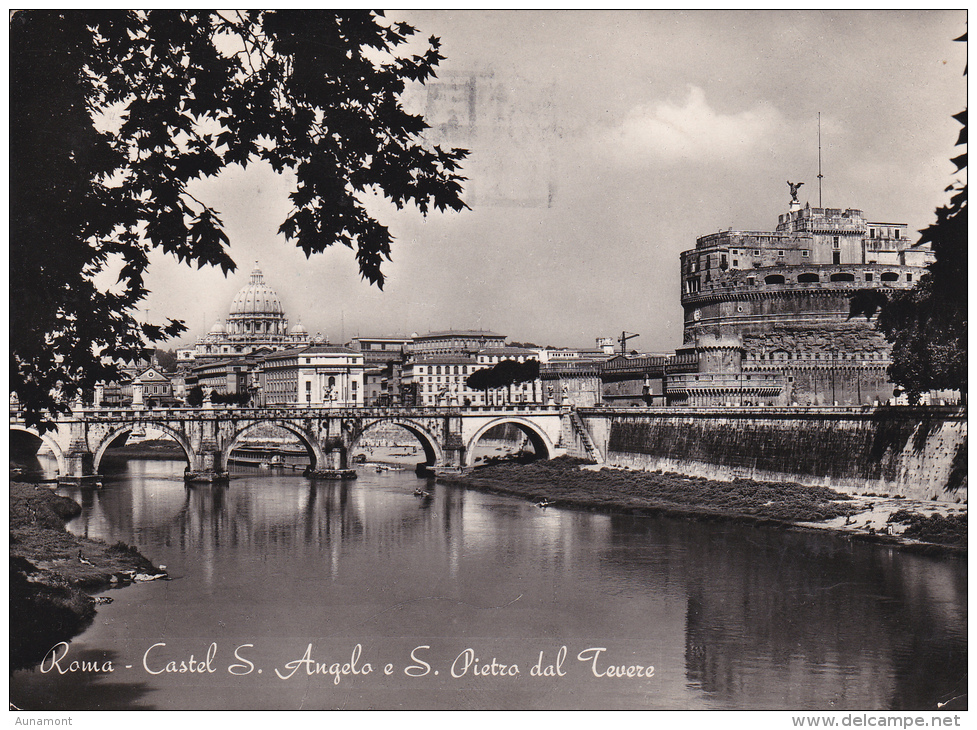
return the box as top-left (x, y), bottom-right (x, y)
top-left (801, 250), bottom-right (809, 257)
top-left (895, 229), bottom-right (900, 239)
top-left (746, 277), bottom-right (755, 287)
top-left (797, 273), bottom-right (819, 283)
top-left (830, 273), bottom-right (855, 282)
top-left (880, 272), bottom-right (899, 282)
top-left (753, 249), bottom-right (760, 256)
top-left (865, 272), bottom-right (873, 282)
top-left (777, 250), bottom-right (784, 257)
top-left (764, 274), bottom-right (785, 285)
top-left (870, 228), bottom-right (876, 238)
top-left (733, 259), bottom-right (739, 267)
top-left (906, 273), bottom-right (913, 282)
top-left (833, 237), bottom-right (840, 248)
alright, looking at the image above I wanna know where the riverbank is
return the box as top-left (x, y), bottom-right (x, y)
top-left (9, 481), bottom-right (167, 671)
top-left (438, 457), bottom-right (967, 554)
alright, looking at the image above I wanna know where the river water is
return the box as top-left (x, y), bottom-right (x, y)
top-left (10, 456), bottom-right (968, 711)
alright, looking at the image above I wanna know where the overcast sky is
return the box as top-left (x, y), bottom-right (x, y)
top-left (146, 9), bottom-right (967, 353)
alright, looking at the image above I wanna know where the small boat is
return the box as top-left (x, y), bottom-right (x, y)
top-left (414, 488), bottom-right (432, 499)
top-left (536, 500), bottom-right (553, 509)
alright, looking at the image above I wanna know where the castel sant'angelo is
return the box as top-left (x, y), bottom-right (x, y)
top-left (671, 183), bottom-right (934, 407)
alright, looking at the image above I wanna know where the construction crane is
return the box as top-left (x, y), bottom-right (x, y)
top-left (619, 331), bottom-right (639, 354)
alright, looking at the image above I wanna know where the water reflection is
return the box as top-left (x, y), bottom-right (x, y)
top-left (599, 515), bottom-right (967, 710)
top-left (10, 459), bottom-right (968, 711)
top-left (11, 648), bottom-right (157, 711)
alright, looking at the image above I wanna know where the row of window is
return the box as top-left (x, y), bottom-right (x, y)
top-left (360, 343), bottom-right (399, 351)
top-left (727, 248), bottom-right (812, 258)
top-left (419, 382), bottom-right (531, 392)
top-left (756, 271), bottom-right (912, 285)
top-left (746, 351), bottom-right (888, 361)
top-left (265, 381), bottom-right (297, 392)
top-left (416, 365), bottom-right (472, 376)
top-left (416, 393), bottom-right (538, 405)
top-left (686, 270), bottom-right (914, 295)
top-left (693, 249), bottom-right (813, 272)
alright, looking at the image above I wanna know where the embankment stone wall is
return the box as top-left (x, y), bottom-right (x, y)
top-left (572, 407), bottom-right (967, 503)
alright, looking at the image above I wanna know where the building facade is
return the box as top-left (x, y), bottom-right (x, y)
top-left (402, 356), bottom-right (482, 406)
top-left (476, 347), bottom-right (543, 404)
top-left (257, 346), bottom-right (365, 407)
top-left (188, 358), bottom-right (257, 400)
top-left (131, 366), bottom-right (179, 407)
top-left (346, 336), bottom-right (411, 405)
top-left (400, 348), bottom-right (542, 407)
top-left (407, 330), bottom-right (507, 359)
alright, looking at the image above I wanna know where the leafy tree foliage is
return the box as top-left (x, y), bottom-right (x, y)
top-left (186, 386), bottom-right (205, 408)
top-left (467, 360), bottom-right (540, 392)
top-left (153, 349), bottom-right (179, 371)
top-left (11, 10), bottom-right (468, 429)
top-left (849, 34), bottom-right (966, 404)
top-left (210, 391), bottom-right (251, 406)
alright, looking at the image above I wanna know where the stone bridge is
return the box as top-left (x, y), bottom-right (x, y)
top-left (10, 405), bottom-right (575, 484)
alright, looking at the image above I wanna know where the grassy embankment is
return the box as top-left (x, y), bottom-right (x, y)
top-left (10, 481), bottom-right (166, 671)
top-left (439, 457), bottom-right (966, 549)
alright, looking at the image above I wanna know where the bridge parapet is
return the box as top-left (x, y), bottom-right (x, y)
top-left (13, 404), bottom-right (563, 422)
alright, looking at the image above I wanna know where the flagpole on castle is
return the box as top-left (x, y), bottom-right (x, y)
top-left (817, 112), bottom-right (824, 208)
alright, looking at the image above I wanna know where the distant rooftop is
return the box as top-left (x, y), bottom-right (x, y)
top-left (477, 346), bottom-right (538, 355)
top-left (348, 335), bottom-right (411, 342)
top-left (302, 345), bottom-right (359, 355)
top-left (411, 329), bottom-right (506, 340)
top-left (409, 354), bottom-right (479, 364)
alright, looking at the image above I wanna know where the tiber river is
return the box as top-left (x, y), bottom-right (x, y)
top-left (9, 451), bottom-right (968, 711)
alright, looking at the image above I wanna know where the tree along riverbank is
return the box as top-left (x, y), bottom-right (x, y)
top-left (438, 457), bottom-right (967, 554)
top-left (9, 481), bottom-right (167, 671)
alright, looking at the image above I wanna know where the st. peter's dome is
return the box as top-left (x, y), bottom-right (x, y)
top-left (229, 263), bottom-right (283, 316)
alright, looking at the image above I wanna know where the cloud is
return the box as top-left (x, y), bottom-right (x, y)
top-left (599, 86), bottom-right (785, 166)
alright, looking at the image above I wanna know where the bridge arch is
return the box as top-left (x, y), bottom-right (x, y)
top-left (465, 417), bottom-right (555, 467)
top-left (348, 418), bottom-right (445, 469)
top-left (10, 425), bottom-right (67, 476)
top-left (221, 420), bottom-right (326, 473)
top-left (92, 423), bottom-right (195, 474)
